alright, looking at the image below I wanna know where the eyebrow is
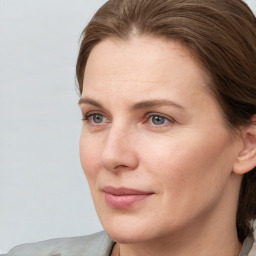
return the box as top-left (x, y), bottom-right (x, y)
top-left (78, 97), bottom-right (104, 108)
top-left (78, 97), bottom-right (184, 111)
top-left (132, 99), bottom-right (184, 111)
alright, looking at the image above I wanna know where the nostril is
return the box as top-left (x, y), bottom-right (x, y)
top-left (113, 164), bottom-right (129, 170)
top-left (101, 151), bottom-right (138, 172)
top-left (114, 165), bottom-right (128, 168)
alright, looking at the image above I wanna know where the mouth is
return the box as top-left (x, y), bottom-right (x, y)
top-left (102, 186), bottom-right (154, 209)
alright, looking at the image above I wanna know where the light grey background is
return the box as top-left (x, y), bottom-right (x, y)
top-left (0, 0), bottom-right (255, 254)
top-left (0, 0), bottom-right (107, 253)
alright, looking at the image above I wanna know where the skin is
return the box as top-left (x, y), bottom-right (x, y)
top-left (79, 36), bottom-right (245, 256)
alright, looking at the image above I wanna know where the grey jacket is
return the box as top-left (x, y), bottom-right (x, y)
top-left (3, 231), bottom-right (114, 256)
top-left (3, 231), bottom-right (256, 256)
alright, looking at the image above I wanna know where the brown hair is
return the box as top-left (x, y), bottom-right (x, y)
top-left (76, 0), bottom-right (256, 242)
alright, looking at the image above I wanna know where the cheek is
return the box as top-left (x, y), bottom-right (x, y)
top-left (80, 131), bottom-right (102, 180)
top-left (140, 131), bottom-right (235, 200)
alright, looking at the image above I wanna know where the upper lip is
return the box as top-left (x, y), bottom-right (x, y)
top-left (102, 186), bottom-right (154, 196)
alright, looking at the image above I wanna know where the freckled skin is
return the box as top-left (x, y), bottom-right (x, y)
top-left (79, 36), bottom-right (243, 256)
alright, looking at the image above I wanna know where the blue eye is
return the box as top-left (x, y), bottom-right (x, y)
top-left (92, 114), bottom-right (104, 123)
top-left (84, 113), bottom-right (106, 124)
top-left (149, 115), bottom-right (168, 125)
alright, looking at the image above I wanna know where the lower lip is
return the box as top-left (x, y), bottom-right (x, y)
top-left (104, 192), bottom-right (152, 209)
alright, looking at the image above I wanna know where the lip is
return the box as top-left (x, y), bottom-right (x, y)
top-left (102, 186), bottom-right (154, 209)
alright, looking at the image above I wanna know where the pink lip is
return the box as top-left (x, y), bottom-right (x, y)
top-left (102, 186), bottom-right (154, 209)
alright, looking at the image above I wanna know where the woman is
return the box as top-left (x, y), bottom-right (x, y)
top-left (5, 0), bottom-right (256, 255)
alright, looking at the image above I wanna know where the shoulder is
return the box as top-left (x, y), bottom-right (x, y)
top-left (5, 231), bottom-right (114, 256)
top-left (240, 228), bottom-right (256, 256)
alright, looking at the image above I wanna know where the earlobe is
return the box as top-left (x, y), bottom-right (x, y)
top-left (233, 117), bottom-right (256, 175)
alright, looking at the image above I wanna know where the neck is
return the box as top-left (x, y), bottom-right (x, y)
top-left (115, 222), bottom-right (241, 256)
top-left (117, 226), bottom-right (241, 256)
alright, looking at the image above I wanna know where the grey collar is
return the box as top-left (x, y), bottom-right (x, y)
top-left (239, 236), bottom-right (254, 256)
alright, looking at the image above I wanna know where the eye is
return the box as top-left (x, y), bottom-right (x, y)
top-left (146, 114), bottom-right (174, 127)
top-left (83, 113), bottom-right (107, 125)
top-left (91, 114), bottom-right (104, 124)
top-left (149, 115), bottom-right (167, 125)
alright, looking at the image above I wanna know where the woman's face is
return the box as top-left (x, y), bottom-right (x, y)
top-left (79, 36), bottom-right (242, 243)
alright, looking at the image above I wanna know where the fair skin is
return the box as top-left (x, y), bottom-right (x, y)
top-left (79, 35), bottom-right (252, 256)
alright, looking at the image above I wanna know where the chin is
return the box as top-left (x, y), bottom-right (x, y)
top-left (99, 215), bottom-right (154, 243)
top-left (105, 227), bottom-right (151, 244)
top-left (100, 214), bottom-right (176, 245)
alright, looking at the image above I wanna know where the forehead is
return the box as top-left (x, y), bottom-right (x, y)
top-left (82, 35), bottom-right (211, 103)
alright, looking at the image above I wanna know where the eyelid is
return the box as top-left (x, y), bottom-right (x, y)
top-left (81, 109), bottom-right (107, 119)
top-left (83, 111), bottom-right (101, 121)
top-left (145, 112), bottom-right (175, 122)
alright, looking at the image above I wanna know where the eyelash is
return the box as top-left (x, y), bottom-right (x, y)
top-left (82, 112), bottom-right (107, 124)
top-left (82, 112), bottom-right (175, 127)
top-left (145, 113), bottom-right (174, 127)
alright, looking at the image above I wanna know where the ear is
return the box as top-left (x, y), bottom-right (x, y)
top-left (233, 116), bottom-right (256, 175)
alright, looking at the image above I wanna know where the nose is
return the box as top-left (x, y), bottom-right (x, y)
top-left (100, 126), bottom-right (139, 172)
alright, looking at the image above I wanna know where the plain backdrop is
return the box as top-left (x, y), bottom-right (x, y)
top-left (0, 0), bottom-right (255, 254)
top-left (0, 0), bottom-right (107, 253)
